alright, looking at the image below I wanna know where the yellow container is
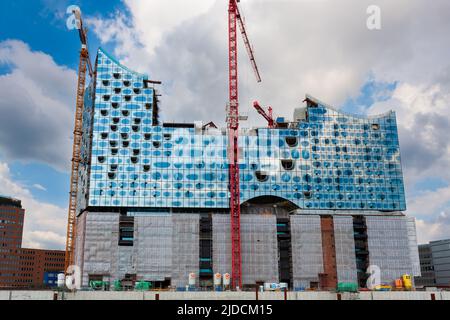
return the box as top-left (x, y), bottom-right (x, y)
top-left (401, 274), bottom-right (412, 290)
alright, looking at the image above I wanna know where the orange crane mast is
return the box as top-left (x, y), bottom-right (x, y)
top-left (64, 7), bottom-right (93, 272)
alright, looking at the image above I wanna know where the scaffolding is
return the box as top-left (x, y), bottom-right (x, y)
top-left (82, 212), bottom-right (118, 286)
top-left (172, 214), bottom-right (199, 288)
top-left (290, 215), bottom-right (323, 289)
top-left (212, 214), bottom-right (278, 286)
top-left (366, 216), bottom-right (417, 284)
top-left (333, 216), bottom-right (358, 284)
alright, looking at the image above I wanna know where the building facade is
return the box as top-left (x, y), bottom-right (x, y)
top-left (415, 239), bottom-right (450, 287)
top-left (74, 48), bottom-right (420, 290)
top-left (0, 196), bottom-right (65, 289)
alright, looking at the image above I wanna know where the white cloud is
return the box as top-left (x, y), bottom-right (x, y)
top-left (0, 161), bottom-right (66, 250)
top-left (0, 40), bottom-right (76, 172)
top-left (32, 183), bottom-right (47, 191)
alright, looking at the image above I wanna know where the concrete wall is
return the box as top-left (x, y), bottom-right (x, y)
top-left (0, 290), bottom-right (448, 300)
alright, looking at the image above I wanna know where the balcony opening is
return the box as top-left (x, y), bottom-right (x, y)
top-left (303, 191), bottom-right (312, 199)
top-left (124, 95), bottom-right (131, 102)
top-left (118, 215), bottom-right (134, 246)
top-left (101, 133), bottom-right (108, 139)
top-left (102, 80), bottom-right (110, 86)
top-left (131, 156), bottom-right (138, 164)
top-left (110, 125), bottom-right (118, 132)
top-left (112, 102), bottom-right (119, 109)
top-left (111, 148), bottom-right (118, 155)
top-left (122, 141), bottom-right (129, 148)
top-left (255, 171), bottom-right (269, 182)
top-left (123, 80), bottom-right (130, 87)
top-left (143, 165), bottom-right (150, 172)
top-left (132, 125), bottom-right (139, 132)
top-left (145, 103), bottom-right (152, 110)
top-left (134, 118), bottom-right (141, 124)
top-left (163, 134), bottom-right (171, 141)
top-left (103, 95), bottom-right (110, 102)
top-left (371, 123), bottom-right (380, 130)
top-left (110, 140), bottom-right (118, 147)
top-left (153, 141), bottom-right (161, 148)
top-left (285, 137), bottom-right (298, 147)
top-left (108, 172), bottom-right (116, 179)
top-left (112, 117), bottom-right (120, 124)
top-left (114, 88), bottom-right (121, 94)
top-left (133, 149), bottom-right (140, 156)
top-left (98, 156), bottom-right (105, 163)
top-left (133, 88), bottom-right (141, 94)
top-left (113, 73), bottom-right (121, 79)
top-left (100, 110), bottom-right (108, 116)
top-left (110, 164), bottom-right (118, 171)
top-left (122, 110), bottom-right (130, 117)
top-left (281, 159), bottom-right (295, 170)
top-left (121, 133), bottom-right (129, 140)
top-left (144, 133), bottom-right (152, 140)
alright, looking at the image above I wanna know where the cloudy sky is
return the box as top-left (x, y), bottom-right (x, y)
top-left (0, 0), bottom-right (449, 249)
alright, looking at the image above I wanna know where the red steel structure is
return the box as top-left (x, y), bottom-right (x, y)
top-left (227, 0), bottom-right (261, 288)
top-left (253, 101), bottom-right (274, 128)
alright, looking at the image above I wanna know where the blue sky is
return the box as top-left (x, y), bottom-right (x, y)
top-left (1, 0), bottom-right (450, 249)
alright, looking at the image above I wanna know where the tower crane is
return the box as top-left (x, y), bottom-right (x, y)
top-left (64, 5), bottom-right (93, 272)
top-left (226, 0), bottom-right (261, 289)
top-left (252, 101), bottom-right (275, 128)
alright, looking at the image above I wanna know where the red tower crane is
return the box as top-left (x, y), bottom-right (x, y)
top-left (252, 101), bottom-right (274, 128)
top-left (226, 0), bottom-right (261, 289)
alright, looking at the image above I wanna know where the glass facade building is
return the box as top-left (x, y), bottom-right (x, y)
top-left (78, 48), bottom-right (406, 213)
top-left (74, 48), bottom-right (418, 290)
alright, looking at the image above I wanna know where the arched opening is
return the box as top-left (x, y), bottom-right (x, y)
top-left (281, 159), bottom-right (295, 170)
top-left (255, 170), bottom-right (269, 182)
top-left (285, 137), bottom-right (298, 147)
top-left (241, 196), bottom-right (299, 215)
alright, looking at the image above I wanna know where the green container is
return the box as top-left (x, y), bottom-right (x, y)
top-left (135, 281), bottom-right (151, 291)
top-left (89, 281), bottom-right (109, 291)
top-left (113, 280), bottom-right (123, 291)
top-left (336, 282), bottom-right (358, 293)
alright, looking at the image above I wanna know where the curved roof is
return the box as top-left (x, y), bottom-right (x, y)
top-left (98, 47), bottom-right (149, 80)
top-left (305, 94), bottom-right (395, 120)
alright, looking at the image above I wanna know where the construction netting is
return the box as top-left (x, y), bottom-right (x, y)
top-left (82, 212), bottom-right (118, 286)
top-left (333, 216), bottom-right (358, 283)
top-left (366, 216), bottom-right (418, 284)
top-left (290, 214), bottom-right (323, 289)
top-left (212, 214), bottom-right (278, 285)
top-left (171, 214), bottom-right (199, 288)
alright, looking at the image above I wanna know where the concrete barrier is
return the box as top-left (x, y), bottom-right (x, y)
top-left (0, 291), bottom-right (11, 300)
top-left (64, 291), bottom-right (145, 300)
top-left (9, 291), bottom-right (56, 300)
top-left (1, 290), bottom-right (449, 300)
top-left (296, 291), bottom-right (337, 300)
top-left (372, 291), bottom-right (435, 300)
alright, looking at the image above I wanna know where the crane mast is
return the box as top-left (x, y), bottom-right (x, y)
top-left (65, 7), bottom-right (92, 272)
top-left (227, 0), bottom-right (261, 289)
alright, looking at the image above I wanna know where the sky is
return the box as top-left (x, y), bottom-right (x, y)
top-left (0, 0), bottom-right (449, 249)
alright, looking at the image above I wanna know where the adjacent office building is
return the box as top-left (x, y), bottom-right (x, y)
top-left (74, 48), bottom-right (421, 290)
top-left (416, 239), bottom-right (450, 287)
top-left (0, 196), bottom-right (65, 289)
